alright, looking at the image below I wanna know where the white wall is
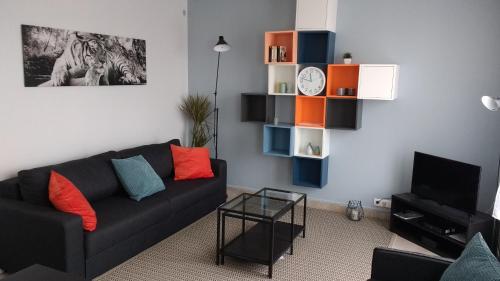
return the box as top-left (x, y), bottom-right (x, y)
top-left (0, 0), bottom-right (188, 179)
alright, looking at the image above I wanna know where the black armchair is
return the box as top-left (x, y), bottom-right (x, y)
top-left (369, 247), bottom-right (453, 281)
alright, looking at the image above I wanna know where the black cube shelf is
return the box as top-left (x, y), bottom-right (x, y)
top-left (298, 31), bottom-right (336, 64)
top-left (241, 93), bottom-right (275, 122)
top-left (326, 99), bottom-right (363, 130)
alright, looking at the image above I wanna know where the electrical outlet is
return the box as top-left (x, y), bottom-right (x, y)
top-left (374, 198), bottom-right (392, 208)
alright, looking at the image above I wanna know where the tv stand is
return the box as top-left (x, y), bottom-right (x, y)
top-left (390, 193), bottom-right (494, 258)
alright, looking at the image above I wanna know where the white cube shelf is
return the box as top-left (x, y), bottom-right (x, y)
top-left (296, 0), bottom-right (338, 32)
top-left (293, 126), bottom-right (330, 159)
top-left (268, 65), bottom-right (298, 96)
top-left (358, 64), bottom-right (400, 100)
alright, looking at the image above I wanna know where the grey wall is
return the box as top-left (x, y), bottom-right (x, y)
top-left (188, 0), bottom-right (500, 212)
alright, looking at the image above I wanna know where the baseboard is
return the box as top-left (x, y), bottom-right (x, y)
top-left (227, 185), bottom-right (390, 221)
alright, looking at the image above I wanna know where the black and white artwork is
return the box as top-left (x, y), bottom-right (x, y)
top-left (21, 24), bottom-right (146, 87)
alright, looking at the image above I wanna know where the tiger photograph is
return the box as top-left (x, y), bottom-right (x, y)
top-left (21, 24), bottom-right (146, 87)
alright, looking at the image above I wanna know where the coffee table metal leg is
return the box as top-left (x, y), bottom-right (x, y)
top-left (221, 214), bottom-right (226, 265)
top-left (268, 221), bottom-right (274, 278)
top-left (216, 209), bottom-right (221, 265)
top-left (290, 205), bottom-right (294, 255)
top-left (303, 196), bottom-right (307, 238)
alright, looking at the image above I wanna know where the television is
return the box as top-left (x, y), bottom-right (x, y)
top-left (411, 152), bottom-right (481, 214)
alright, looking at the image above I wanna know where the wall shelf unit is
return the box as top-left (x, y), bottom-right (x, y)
top-left (263, 124), bottom-right (295, 157)
top-left (326, 99), bottom-right (362, 130)
top-left (326, 64), bottom-right (359, 98)
top-left (298, 31), bottom-right (335, 64)
top-left (241, 93), bottom-right (275, 123)
top-left (296, 0), bottom-right (338, 32)
top-left (268, 64), bottom-right (298, 95)
top-left (293, 126), bottom-right (330, 159)
top-left (293, 157), bottom-right (329, 188)
top-left (358, 64), bottom-right (400, 100)
top-left (295, 96), bottom-right (326, 127)
top-left (264, 31), bottom-right (297, 64)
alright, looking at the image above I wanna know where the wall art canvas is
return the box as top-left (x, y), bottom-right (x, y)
top-left (21, 24), bottom-right (146, 87)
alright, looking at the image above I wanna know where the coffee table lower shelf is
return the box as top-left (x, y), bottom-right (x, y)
top-left (221, 221), bottom-right (304, 265)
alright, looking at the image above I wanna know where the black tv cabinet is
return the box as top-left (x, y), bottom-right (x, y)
top-left (390, 193), bottom-right (494, 258)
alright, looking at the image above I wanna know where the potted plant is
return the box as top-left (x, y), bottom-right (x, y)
top-left (179, 94), bottom-right (213, 147)
top-left (343, 52), bottom-right (352, 64)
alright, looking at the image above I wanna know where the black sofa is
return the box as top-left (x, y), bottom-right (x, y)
top-left (0, 139), bottom-right (227, 280)
top-left (369, 247), bottom-right (452, 281)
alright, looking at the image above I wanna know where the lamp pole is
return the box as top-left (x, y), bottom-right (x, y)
top-left (212, 36), bottom-right (230, 159)
top-left (213, 51), bottom-right (221, 159)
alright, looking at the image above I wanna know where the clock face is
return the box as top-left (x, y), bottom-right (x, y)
top-left (297, 67), bottom-right (326, 96)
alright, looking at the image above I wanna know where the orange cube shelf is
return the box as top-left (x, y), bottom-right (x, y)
top-left (264, 31), bottom-right (297, 64)
top-left (326, 64), bottom-right (360, 98)
top-left (295, 96), bottom-right (326, 128)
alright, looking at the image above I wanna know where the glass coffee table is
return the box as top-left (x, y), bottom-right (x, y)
top-left (216, 188), bottom-right (307, 278)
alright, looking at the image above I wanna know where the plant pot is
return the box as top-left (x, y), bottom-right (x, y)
top-left (344, 58), bottom-right (352, 64)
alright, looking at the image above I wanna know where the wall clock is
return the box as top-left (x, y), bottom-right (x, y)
top-left (297, 66), bottom-right (326, 96)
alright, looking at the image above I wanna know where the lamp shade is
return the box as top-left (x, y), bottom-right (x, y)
top-left (481, 96), bottom-right (500, 111)
top-left (214, 36), bottom-right (230, 53)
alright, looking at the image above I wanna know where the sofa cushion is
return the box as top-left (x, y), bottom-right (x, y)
top-left (49, 171), bottom-right (97, 231)
top-left (170, 145), bottom-right (214, 181)
top-left (112, 155), bottom-right (166, 201)
top-left (117, 139), bottom-right (180, 179)
top-left (162, 177), bottom-right (225, 213)
top-left (440, 233), bottom-right (500, 281)
top-left (18, 151), bottom-right (119, 206)
top-left (85, 193), bottom-right (173, 257)
top-left (0, 177), bottom-right (21, 200)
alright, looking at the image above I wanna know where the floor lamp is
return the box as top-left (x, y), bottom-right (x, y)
top-left (482, 96), bottom-right (500, 256)
top-left (212, 36), bottom-right (231, 159)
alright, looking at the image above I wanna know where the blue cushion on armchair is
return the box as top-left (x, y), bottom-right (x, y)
top-left (440, 233), bottom-right (500, 281)
top-left (111, 155), bottom-right (165, 201)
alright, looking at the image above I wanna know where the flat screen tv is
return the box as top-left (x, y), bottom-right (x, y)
top-left (411, 152), bottom-right (481, 214)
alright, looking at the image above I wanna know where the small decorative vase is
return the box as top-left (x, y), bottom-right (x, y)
top-left (344, 58), bottom-right (352, 64)
top-left (313, 146), bottom-right (321, 156)
top-left (346, 200), bottom-right (364, 221)
top-left (279, 82), bottom-right (288, 94)
top-left (306, 143), bottom-right (314, 155)
top-left (273, 116), bottom-right (279, 125)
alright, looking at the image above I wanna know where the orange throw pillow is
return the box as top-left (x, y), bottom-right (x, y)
top-left (48, 171), bottom-right (97, 231)
top-left (170, 145), bottom-right (214, 181)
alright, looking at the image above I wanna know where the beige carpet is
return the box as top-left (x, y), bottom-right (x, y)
top-left (95, 208), bottom-right (392, 281)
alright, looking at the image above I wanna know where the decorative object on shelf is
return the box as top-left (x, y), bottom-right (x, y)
top-left (337, 87), bottom-right (346, 96)
top-left (343, 52), bottom-right (352, 64)
top-left (179, 94), bottom-right (212, 147)
top-left (212, 35), bottom-right (231, 158)
top-left (279, 82), bottom-right (288, 93)
top-left (482, 96), bottom-right (500, 111)
top-left (274, 116), bottom-right (279, 125)
top-left (313, 146), bottom-right (321, 156)
top-left (297, 66), bottom-right (326, 96)
top-left (21, 24), bottom-right (146, 87)
top-left (268, 46), bottom-right (287, 63)
top-left (306, 142), bottom-right (314, 155)
top-left (346, 200), bottom-right (364, 221)
top-left (346, 88), bottom-right (356, 96)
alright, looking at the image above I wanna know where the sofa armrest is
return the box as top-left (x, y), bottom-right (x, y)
top-left (0, 198), bottom-right (85, 276)
top-left (210, 159), bottom-right (227, 179)
top-left (370, 247), bottom-right (452, 281)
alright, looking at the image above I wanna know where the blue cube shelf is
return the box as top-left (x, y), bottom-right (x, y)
top-left (292, 156), bottom-right (329, 188)
top-left (298, 31), bottom-right (336, 64)
top-left (263, 124), bottom-right (295, 157)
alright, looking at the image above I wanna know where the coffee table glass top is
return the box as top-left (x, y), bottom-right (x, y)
top-left (254, 187), bottom-right (305, 203)
top-left (220, 193), bottom-right (292, 219)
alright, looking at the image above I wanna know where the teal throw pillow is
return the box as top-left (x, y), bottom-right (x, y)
top-left (111, 155), bottom-right (165, 201)
top-left (440, 233), bottom-right (500, 281)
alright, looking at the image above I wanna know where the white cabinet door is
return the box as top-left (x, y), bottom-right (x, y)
top-left (296, 0), bottom-right (337, 32)
top-left (358, 64), bottom-right (400, 100)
